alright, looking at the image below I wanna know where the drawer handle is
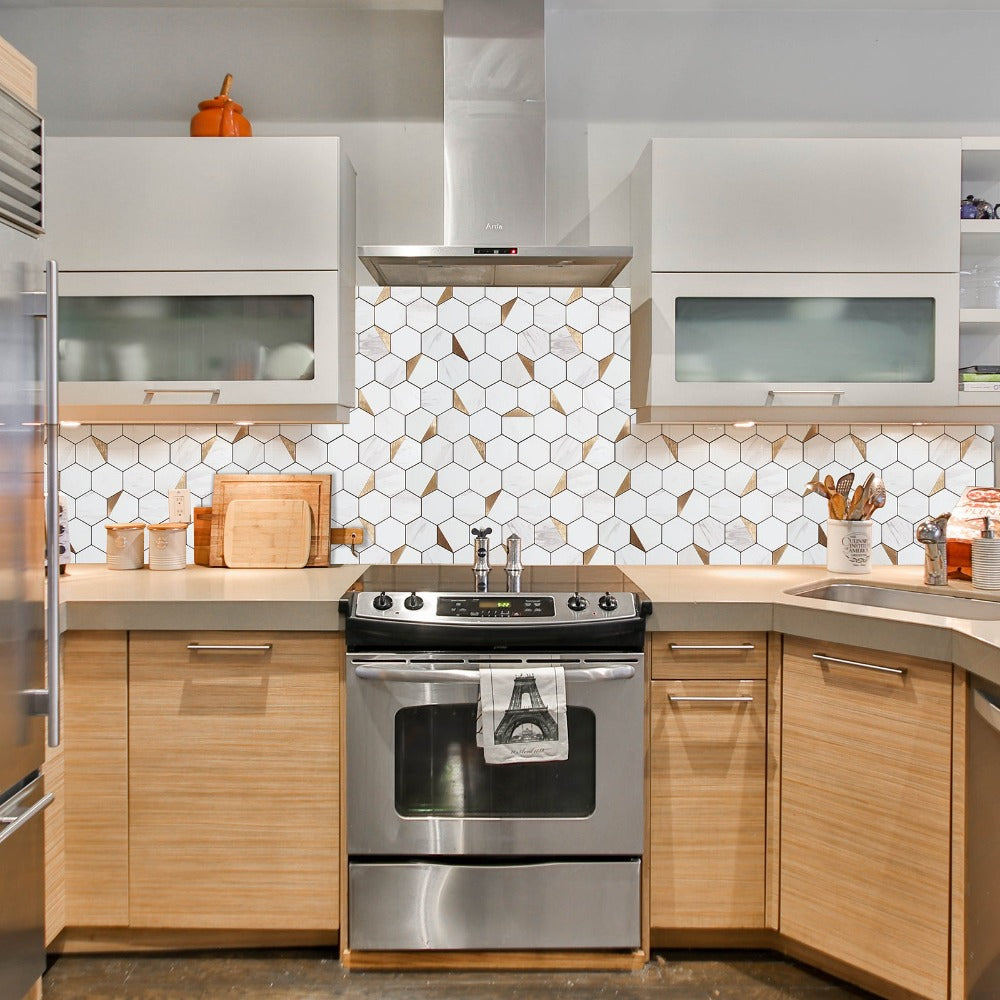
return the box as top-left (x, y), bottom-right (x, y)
top-left (812, 653), bottom-right (906, 676)
top-left (0, 793), bottom-right (54, 847)
top-left (143, 388), bottom-right (222, 405)
top-left (668, 643), bottom-right (755, 652)
top-left (766, 389), bottom-right (845, 406)
top-left (187, 643), bottom-right (273, 653)
top-left (668, 695), bottom-right (754, 704)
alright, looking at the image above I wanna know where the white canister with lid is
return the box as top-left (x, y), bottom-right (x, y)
top-left (106, 523), bottom-right (145, 570)
top-left (148, 522), bottom-right (188, 570)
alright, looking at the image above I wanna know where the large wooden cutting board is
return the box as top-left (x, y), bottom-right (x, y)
top-left (209, 474), bottom-right (331, 567)
top-left (222, 499), bottom-right (313, 569)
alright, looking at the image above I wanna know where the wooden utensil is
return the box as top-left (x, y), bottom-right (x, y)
top-left (803, 473), bottom-right (837, 500)
top-left (223, 498), bottom-right (313, 568)
top-left (848, 473), bottom-right (875, 520)
top-left (829, 493), bottom-right (847, 520)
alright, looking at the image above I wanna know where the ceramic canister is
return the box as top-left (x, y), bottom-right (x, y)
top-left (106, 523), bottom-right (145, 570)
top-left (826, 519), bottom-right (873, 575)
top-left (147, 522), bottom-right (189, 570)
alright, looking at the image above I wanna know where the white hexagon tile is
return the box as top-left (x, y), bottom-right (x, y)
top-left (58, 287), bottom-right (994, 566)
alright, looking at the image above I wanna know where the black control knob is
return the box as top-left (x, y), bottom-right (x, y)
top-left (567, 592), bottom-right (588, 612)
top-left (404, 592), bottom-right (424, 611)
top-left (598, 591), bottom-right (619, 612)
top-left (372, 591), bottom-right (393, 611)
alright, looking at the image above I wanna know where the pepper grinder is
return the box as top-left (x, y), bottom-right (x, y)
top-left (972, 517), bottom-right (1000, 590)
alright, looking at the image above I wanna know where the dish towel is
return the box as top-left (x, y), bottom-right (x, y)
top-left (477, 666), bottom-right (568, 764)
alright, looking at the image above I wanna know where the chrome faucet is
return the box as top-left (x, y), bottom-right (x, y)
top-left (471, 526), bottom-right (492, 593)
top-left (504, 532), bottom-right (523, 593)
top-left (916, 513), bottom-right (951, 586)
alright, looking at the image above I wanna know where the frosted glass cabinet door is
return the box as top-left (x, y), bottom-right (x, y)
top-left (638, 272), bottom-right (959, 409)
top-left (57, 270), bottom-right (351, 423)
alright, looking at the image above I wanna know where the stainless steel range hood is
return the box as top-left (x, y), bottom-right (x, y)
top-left (358, 0), bottom-right (631, 288)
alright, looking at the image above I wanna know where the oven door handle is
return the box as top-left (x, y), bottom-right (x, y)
top-left (353, 664), bottom-right (636, 683)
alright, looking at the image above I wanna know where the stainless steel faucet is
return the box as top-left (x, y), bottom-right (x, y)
top-left (916, 513), bottom-right (951, 586)
top-left (471, 526), bottom-right (492, 593)
top-left (504, 532), bottom-right (523, 593)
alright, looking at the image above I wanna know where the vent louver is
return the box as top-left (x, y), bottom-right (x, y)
top-left (0, 85), bottom-right (42, 236)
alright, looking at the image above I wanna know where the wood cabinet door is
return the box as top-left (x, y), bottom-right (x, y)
top-left (650, 679), bottom-right (766, 929)
top-left (780, 637), bottom-right (953, 1000)
top-left (128, 631), bottom-right (340, 930)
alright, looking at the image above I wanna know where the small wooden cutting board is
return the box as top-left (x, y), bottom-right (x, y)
top-left (222, 498), bottom-right (313, 568)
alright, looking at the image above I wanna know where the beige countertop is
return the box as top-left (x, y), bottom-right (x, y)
top-left (60, 562), bottom-right (1000, 686)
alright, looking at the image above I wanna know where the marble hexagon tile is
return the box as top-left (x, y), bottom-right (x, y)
top-left (58, 287), bottom-right (995, 566)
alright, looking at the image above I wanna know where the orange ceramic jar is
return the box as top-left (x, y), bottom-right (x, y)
top-left (190, 74), bottom-right (252, 137)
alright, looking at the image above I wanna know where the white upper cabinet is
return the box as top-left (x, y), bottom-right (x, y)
top-left (634, 138), bottom-right (959, 274)
top-left (44, 137), bottom-right (356, 424)
top-left (630, 138), bottom-right (965, 422)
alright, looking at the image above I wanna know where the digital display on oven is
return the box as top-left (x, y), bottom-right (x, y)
top-left (435, 596), bottom-right (555, 618)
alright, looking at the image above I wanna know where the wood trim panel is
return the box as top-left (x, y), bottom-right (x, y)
top-left (650, 632), bottom-right (766, 680)
top-left (650, 678), bottom-right (766, 929)
top-left (780, 636), bottom-right (953, 1000)
top-left (50, 927), bottom-right (338, 954)
top-left (128, 631), bottom-right (339, 930)
top-left (62, 631), bottom-right (129, 927)
top-left (765, 631), bottom-right (782, 931)
top-left (18, 979), bottom-right (41, 1000)
top-left (950, 668), bottom-right (967, 1000)
top-left (340, 949), bottom-right (646, 971)
top-left (43, 749), bottom-right (65, 945)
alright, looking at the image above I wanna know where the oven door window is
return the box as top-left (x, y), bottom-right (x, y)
top-left (394, 705), bottom-right (596, 818)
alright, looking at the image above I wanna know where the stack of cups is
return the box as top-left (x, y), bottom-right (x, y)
top-left (972, 519), bottom-right (1000, 590)
top-left (106, 523), bottom-right (145, 570)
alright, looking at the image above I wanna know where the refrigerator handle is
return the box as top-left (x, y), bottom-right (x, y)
top-left (25, 262), bottom-right (61, 748)
top-left (44, 261), bottom-right (60, 748)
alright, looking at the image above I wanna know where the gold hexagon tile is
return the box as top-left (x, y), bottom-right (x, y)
top-left (803, 424), bottom-right (820, 442)
top-left (200, 437), bottom-right (218, 462)
top-left (278, 436), bottom-right (296, 463)
top-left (360, 473), bottom-right (376, 497)
top-left (741, 472), bottom-right (757, 496)
top-left (436, 527), bottom-right (453, 552)
top-left (629, 526), bottom-right (646, 552)
top-left (500, 298), bottom-right (517, 323)
top-left (850, 433), bottom-right (867, 460)
top-left (882, 544), bottom-right (899, 565)
top-left (375, 287), bottom-right (391, 305)
top-left (437, 287), bottom-right (453, 306)
top-left (484, 490), bottom-right (502, 516)
top-left (771, 544), bottom-right (787, 565)
top-left (106, 490), bottom-right (123, 518)
top-left (693, 544), bottom-right (711, 564)
top-left (677, 489), bottom-right (694, 516)
top-left (549, 472), bottom-right (567, 497)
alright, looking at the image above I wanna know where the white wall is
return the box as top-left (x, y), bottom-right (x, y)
top-left (5, 4), bottom-right (1000, 254)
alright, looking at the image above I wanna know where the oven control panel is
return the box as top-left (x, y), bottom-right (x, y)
top-left (435, 595), bottom-right (554, 618)
top-left (349, 591), bottom-right (641, 626)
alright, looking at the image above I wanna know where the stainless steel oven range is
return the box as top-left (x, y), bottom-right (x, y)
top-left (344, 590), bottom-right (647, 952)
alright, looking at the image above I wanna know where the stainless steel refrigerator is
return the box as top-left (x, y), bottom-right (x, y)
top-left (0, 83), bottom-right (60, 1000)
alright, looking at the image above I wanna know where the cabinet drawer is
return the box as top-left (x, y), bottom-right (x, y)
top-left (651, 632), bottom-right (766, 680)
top-left (650, 679), bottom-right (766, 929)
top-left (128, 631), bottom-right (340, 930)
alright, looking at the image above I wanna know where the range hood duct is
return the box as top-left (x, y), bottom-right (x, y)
top-left (359, 0), bottom-right (631, 287)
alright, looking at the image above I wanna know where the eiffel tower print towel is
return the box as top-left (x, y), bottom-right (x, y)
top-left (477, 666), bottom-right (569, 764)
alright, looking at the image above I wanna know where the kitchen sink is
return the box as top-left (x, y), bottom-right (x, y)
top-left (789, 583), bottom-right (1000, 621)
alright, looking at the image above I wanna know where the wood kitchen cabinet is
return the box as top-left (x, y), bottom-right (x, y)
top-left (649, 632), bottom-right (768, 930)
top-left (780, 636), bottom-right (953, 1000)
top-left (128, 631), bottom-right (340, 930)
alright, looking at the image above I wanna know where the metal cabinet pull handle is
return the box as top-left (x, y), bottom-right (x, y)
top-left (143, 388), bottom-right (221, 404)
top-left (187, 643), bottom-right (273, 652)
top-left (766, 389), bottom-right (845, 406)
top-left (973, 688), bottom-right (1000, 735)
top-left (668, 643), bottom-right (755, 652)
top-left (24, 260), bottom-right (62, 748)
top-left (0, 793), bottom-right (54, 847)
top-left (812, 653), bottom-right (906, 676)
top-left (668, 695), bottom-right (754, 703)
top-left (355, 665), bottom-right (635, 683)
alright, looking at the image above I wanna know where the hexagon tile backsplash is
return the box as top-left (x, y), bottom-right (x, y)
top-left (59, 286), bottom-right (994, 567)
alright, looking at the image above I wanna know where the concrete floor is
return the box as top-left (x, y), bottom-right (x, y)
top-left (42, 949), bottom-right (875, 999)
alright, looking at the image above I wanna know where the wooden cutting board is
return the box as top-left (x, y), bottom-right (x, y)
top-left (222, 499), bottom-right (313, 568)
top-left (210, 474), bottom-right (332, 567)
